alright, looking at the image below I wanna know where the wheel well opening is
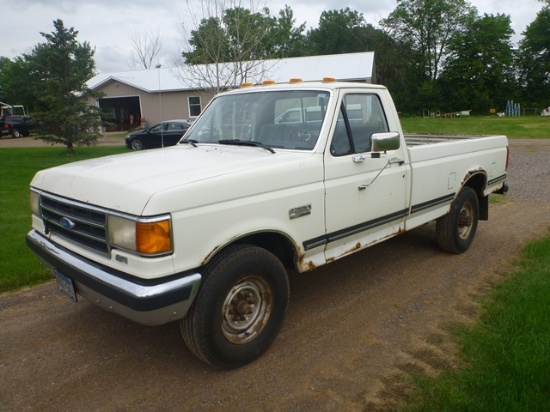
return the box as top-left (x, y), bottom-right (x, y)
top-left (463, 172), bottom-right (486, 197)
top-left (215, 232), bottom-right (297, 271)
top-left (463, 172), bottom-right (488, 220)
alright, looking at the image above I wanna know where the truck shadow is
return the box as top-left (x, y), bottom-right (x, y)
top-left (71, 222), bottom-right (440, 372)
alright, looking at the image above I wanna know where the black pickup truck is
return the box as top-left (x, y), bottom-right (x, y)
top-left (1, 102), bottom-right (32, 138)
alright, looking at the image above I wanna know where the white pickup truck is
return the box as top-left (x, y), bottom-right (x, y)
top-left (26, 79), bottom-right (509, 369)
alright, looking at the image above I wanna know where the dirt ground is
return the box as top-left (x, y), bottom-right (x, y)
top-left (1, 139), bottom-right (549, 411)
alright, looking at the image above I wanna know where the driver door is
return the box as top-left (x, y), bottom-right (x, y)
top-left (323, 92), bottom-right (409, 262)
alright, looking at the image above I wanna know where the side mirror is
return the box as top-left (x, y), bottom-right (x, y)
top-left (372, 132), bottom-right (401, 152)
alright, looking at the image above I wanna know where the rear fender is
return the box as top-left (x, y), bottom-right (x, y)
top-left (462, 171), bottom-right (488, 220)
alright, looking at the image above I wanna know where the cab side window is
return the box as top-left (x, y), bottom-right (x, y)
top-left (330, 110), bottom-right (352, 156)
top-left (330, 94), bottom-right (389, 156)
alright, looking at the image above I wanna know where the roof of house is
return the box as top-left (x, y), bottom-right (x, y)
top-left (87, 52), bottom-right (375, 93)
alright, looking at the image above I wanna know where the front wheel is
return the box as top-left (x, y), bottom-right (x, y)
top-left (436, 187), bottom-right (479, 254)
top-left (130, 138), bottom-right (143, 150)
top-left (181, 244), bottom-right (289, 369)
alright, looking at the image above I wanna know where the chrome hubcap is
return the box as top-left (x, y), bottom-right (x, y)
top-left (457, 203), bottom-right (474, 239)
top-left (221, 276), bottom-right (272, 344)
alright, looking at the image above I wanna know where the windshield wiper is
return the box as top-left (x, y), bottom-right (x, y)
top-left (180, 139), bottom-right (198, 147)
top-left (218, 139), bottom-right (275, 154)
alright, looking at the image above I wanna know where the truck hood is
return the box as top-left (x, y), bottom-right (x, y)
top-left (31, 144), bottom-right (321, 215)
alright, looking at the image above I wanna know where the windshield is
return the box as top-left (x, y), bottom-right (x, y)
top-left (184, 90), bottom-right (330, 151)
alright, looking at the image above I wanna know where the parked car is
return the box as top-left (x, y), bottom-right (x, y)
top-left (1, 102), bottom-right (33, 138)
top-left (125, 119), bottom-right (191, 150)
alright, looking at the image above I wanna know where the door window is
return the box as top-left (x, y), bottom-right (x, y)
top-left (330, 94), bottom-right (389, 156)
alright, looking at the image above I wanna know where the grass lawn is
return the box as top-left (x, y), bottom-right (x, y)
top-left (405, 234), bottom-right (550, 411)
top-left (400, 115), bottom-right (550, 139)
top-left (0, 145), bottom-right (127, 293)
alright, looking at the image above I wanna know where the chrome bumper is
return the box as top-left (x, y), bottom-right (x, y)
top-left (26, 230), bottom-right (202, 326)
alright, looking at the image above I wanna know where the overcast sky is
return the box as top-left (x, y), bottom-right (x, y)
top-left (1, 0), bottom-right (545, 74)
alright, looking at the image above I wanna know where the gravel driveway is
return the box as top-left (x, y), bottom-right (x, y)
top-left (1, 138), bottom-right (549, 411)
top-left (0, 133), bottom-right (126, 147)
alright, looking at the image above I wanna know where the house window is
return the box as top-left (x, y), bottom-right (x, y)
top-left (188, 96), bottom-right (201, 117)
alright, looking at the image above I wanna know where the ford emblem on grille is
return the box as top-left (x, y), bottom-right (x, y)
top-left (59, 217), bottom-right (76, 230)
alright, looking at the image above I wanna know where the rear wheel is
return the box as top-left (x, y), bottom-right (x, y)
top-left (11, 129), bottom-right (21, 138)
top-left (436, 187), bottom-right (479, 254)
top-left (131, 139), bottom-right (143, 150)
top-left (181, 244), bottom-right (289, 369)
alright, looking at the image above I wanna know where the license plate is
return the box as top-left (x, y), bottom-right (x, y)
top-left (54, 270), bottom-right (77, 302)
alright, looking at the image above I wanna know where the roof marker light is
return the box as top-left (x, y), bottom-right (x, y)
top-left (289, 78), bottom-right (302, 83)
top-left (240, 82), bottom-right (254, 88)
top-left (262, 80), bottom-right (276, 85)
top-left (322, 77), bottom-right (337, 83)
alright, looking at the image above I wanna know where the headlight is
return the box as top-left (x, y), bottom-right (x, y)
top-left (29, 189), bottom-right (40, 215)
top-left (108, 213), bottom-right (172, 256)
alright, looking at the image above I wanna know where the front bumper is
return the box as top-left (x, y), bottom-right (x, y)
top-left (26, 230), bottom-right (202, 326)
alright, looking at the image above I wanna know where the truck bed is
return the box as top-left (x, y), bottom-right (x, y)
top-left (404, 133), bottom-right (493, 146)
top-left (404, 134), bottom-right (508, 164)
top-left (402, 132), bottom-right (508, 231)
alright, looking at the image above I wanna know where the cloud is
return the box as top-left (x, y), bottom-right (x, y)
top-left (0, 0), bottom-right (545, 73)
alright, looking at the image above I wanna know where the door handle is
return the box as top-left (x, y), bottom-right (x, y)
top-left (390, 158), bottom-right (405, 165)
top-left (352, 155), bottom-right (365, 163)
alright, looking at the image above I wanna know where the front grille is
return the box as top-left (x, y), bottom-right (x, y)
top-left (40, 193), bottom-right (109, 255)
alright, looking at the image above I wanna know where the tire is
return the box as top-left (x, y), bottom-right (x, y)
top-left (131, 139), bottom-right (143, 150)
top-left (181, 244), bottom-right (289, 369)
top-left (436, 187), bottom-right (479, 254)
top-left (11, 129), bottom-right (21, 138)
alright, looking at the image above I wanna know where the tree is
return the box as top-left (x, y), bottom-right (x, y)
top-left (373, 30), bottom-right (425, 114)
top-left (0, 57), bottom-right (10, 101)
top-left (128, 29), bottom-right (162, 70)
top-left (439, 13), bottom-right (516, 114)
top-left (26, 19), bottom-right (102, 153)
top-left (379, 0), bottom-right (480, 114)
top-left (266, 6), bottom-right (306, 58)
top-left (177, 1), bottom-right (305, 92)
top-left (381, 0), bottom-right (477, 82)
top-left (306, 8), bottom-right (370, 55)
top-left (0, 56), bottom-right (37, 110)
top-left (178, 1), bottom-right (270, 92)
top-left (517, 6), bottom-right (550, 107)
